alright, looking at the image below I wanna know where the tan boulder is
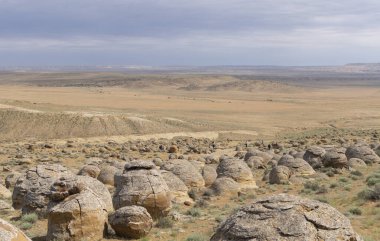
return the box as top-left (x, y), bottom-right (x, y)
top-left (161, 159), bottom-right (205, 188)
top-left (109, 206), bottom-right (153, 239)
top-left (0, 218), bottom-right (31, 241)
top-left (0, 184), bottom-right (11, 199)
top-left (113, 160), bottom-right (171, 218)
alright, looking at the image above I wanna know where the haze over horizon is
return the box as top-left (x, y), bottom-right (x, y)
top-left (1, 0), bottom-right (380, 66)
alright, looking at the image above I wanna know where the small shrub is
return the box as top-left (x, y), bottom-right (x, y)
top-left (195, 199), bottom-right (209, 208)
top-left (350, 170), bottom-right (363, 176)
top-left (366, 174), bottom-right (380, 186)
top-left (316, 185), bottom-right (328, 194)
top-left (186, 208), bottom-right (201, 217)
top-left (330, 183), bottom-right (338, 188)
top-left (21, 213), bottom-right (38, 224)
top-left (304, 181), bottom-right (320, 191)
top-left (349, 208), bottom-right (362, 215)
top-left (186, 234), bottom-right (208, 241)
top-left (358, 184), bottom-right (380, 201)
top-left (156, 217), bottom-right (174, 228)
top-left (20, 222), bottom-right (33, 230)
top-left (339, 177), bottom-right (348, 183)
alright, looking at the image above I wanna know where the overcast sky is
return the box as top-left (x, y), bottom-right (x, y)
top-left (1, 0), bottom-right (380, 66)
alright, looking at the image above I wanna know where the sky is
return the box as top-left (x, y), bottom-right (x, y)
top-left (1, 0), bottom-right (380, 66)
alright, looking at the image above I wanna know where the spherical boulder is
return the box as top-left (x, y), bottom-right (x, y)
top-left (109, 206), bottom-right (153, 239)
top-left (160, 170), bottom-right (191, 203)
top-left (202, 165), bottom-right (217, 187)
top-left (78, 165), bottom-right (101, 178)
top-left (211, 194), bottom-right (363, 241)
top-left (278, 154), bottom-right (315, 176)
top-left (211, 177), bottom-right (241, 197)
top-left (323, 148), bottom-right (348, 168)
top-left (269, 166), bottom-right (291, 184)
top-left (161, 159), bottom-right (205, 188)
top-left (348, 158), bottom-right (367, 168)
top-left (113, 160), bottom-right (172, 218)
top-left (97, 165), bottom-right (120, 186)
top-left (216, 158), bottom-right (257, 188)
top-left (47, 190), bottom-right (108, 241)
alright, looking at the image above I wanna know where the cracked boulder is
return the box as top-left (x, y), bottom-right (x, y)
top-left (216, 158), bottom-right (257, 188)
top-left (304, 146), bottom-right (326, 168)
top-left (109, 206), bottom-right (153, 239)
top-left (0, 218), bottom-right (31, 241)
top-left (12, 164), bottom-right (74, 216)
top-left (47, 189), bottom-right (108, 241)
top-left (278, 154), bottom-right (315, 176)
top-left (161, 159), bottom-right (205, 188)
top-left (113, 160), bottom-right (171, 218)
top-left (211, 194), bottom-right (362, 241)
top-left (269, 165), bottom-right (291, 184)
top-left (346, 144), bottom-right (380, 164)
top-left (322, 147), bottom-right (348, 168)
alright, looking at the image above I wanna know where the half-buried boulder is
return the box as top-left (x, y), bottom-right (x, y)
top-left (113, 160), bottom-right (171, 218)
top-left (109, 206), bottom-right (153, 239)
top-left (269, 166), bottom-right (291, 184)
top-left (278, 154), bottom-right (315, 176)
top-left (303, 146), bottom-right (326, 168)
top-left (211, 194), bottom-right (362, 241)
top-left (160, 170), bottom-right (191, 204)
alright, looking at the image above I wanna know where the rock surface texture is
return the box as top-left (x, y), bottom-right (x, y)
top-left (109, 206), bottom-right (153, 239)
top-left (113, 160), bottom-right (171, 218)
top-left (211, 194), bottom-right (363, 241)
top-left (0, 218), bottom-right (31, 241)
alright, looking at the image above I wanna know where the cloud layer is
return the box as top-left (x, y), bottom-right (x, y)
top-left (1, 0), bottom-right (380, 65)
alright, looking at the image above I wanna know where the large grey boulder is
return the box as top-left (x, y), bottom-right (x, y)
top-left (323, 147), bottom-right (348, 168)
top-left (346, 144), bottom-right (380, 164)
top-left (216, 158), bottom-right (257, 188)
top-left (12, 164), bottom-right (74, 216)
top-left (211, 194), bottom-right (363, 241)
top-left (113, 160), bottom-right (171, 218)
top-left (303, 146), bottom-right (326, 168)
top-left (278, 154), bottom-right (315, 176)
top-left (109, 206), bottom-right (153, 239)
top-left (161, 159), bottom-right (205, 188)
top-left (269, 166), bottom-right (291, 184)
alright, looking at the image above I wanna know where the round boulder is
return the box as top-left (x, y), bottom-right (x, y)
top-left (78, 165), bottom-right (101, 178)
top-left (211, 177), bottom-right (241, 197)
top-left (97, 165), bottom-right (120, 186)
top-left (278, 155), bottom-right (315, 176)
top-left (348, 158), bottom-right (367, 168)
top-left (216, 158), bottom-right (257, 188)
top-left (113, 160), bottom-right (172, 218)
top-left (109, 206), bottom-right (153, 239)
top-left (211, 194), bottom-right (362, 241)
top-left (161, 159), bottom-right (205, 188)
top-left (269, 166), bottom-right (291, 184)
top-left (346, 144), bottom-right (380, 164)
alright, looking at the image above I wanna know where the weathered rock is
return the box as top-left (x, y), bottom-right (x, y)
top-left (346, 144), bottom-right (380, 164)
top-left (278, 155), bottom-right (315, 176)
top-left (50, 175), bottom-right (113, 212)
top-left (211, 177), bottom-right (241, 197)
top-left (168, 145), bottom-right (178, 153)
top-left (161, 159), bottom-right (205, 188)
top-left (0, 200), bottom-right (14, 214)
top-left (78, 165), bottom-right (101, 178)
top-left (47, 190), bottom-right (108, 241)
top-left (0, 184), bottom-right (11, 199)
top-left (211, 194), bottom-right (362, 241)
top-left (113, 160), bottom-right (171, 218)
top-left (109, 206), bottom-right (153, 239)
top-left (97, 165), bottom-right (120, 186)
top-left (216, 158), bottom-right (257, 188)
top-left (161, 170), bottom-right (191, 203)
top-left (323, 148), bottom-right (348, 168)
top-left (12, 164), bottom-right (74, 216)
top-left (202, 165), bottom-right (217, 187)
top-left (348, 158), bottom-right (367, 168)
top-left (269, 166), bottom-right (291, 184)
top-left (244, 150), bottom-right (272, 163)
top-left (304, 146), bottom-right (326, 168)
top-left (0, 218), bottom-right (31, 241)
top-left (4, 173), bottom-right (21, 189)
top-left (245, 156), bottom-right (266, 170)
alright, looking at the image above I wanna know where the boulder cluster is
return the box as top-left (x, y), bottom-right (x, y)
top-left (1, 135), bottom-right (378, 240)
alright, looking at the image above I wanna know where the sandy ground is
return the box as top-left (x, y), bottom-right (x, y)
top-left (0, 84), bottom-right (380, 141)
